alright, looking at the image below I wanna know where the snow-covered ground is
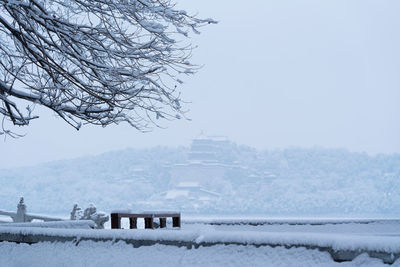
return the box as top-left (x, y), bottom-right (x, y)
top-left (1, 218), bottom-right (400, 266)
top-left (0, 241), bottom-right (394, 267)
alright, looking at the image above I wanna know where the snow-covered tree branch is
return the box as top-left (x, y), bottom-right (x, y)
top-left (0, 0), bottom-right (216, 135)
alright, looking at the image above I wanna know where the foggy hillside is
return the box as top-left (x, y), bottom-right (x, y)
top-left (1, 141), bottom-right (399, 216)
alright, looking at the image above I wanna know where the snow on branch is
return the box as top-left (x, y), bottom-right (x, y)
top-left (0, 0), bottom-right (216, 135)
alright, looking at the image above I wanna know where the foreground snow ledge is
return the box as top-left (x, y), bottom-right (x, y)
top-left (0, 241), bottom-right (392, 267)
top-left (0, 226), bottom-right (399, 252)
top-left (0, 227), bottom-right (399, 264)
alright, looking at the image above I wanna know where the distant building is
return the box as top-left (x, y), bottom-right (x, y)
top-left (159, 135), bottom-right (238, 206)
top-left (169, 135), bottom-right (233, 187)
top-left (188, 136), bottom-right (231, 163)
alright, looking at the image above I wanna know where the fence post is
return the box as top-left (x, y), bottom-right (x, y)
top-left (129, 217), bottom-right (137, 229)
top-left (144, 217), bottom-right (154, 229)
top-left (172, 216), bottom-right (181, 228)
top-left (159, 218), bottom-right (166, 228)
top-left (111, 213), bottom-right (121, 229)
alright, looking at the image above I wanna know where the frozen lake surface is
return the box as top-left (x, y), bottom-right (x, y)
top-left (183, 218), bottom-right (400, 236)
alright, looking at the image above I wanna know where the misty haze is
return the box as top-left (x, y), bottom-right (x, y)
top-left (0, 1), bottom-right (399, 266)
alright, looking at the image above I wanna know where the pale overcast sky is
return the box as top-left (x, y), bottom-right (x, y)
top-left (1, 0), bottom-right (400, 168)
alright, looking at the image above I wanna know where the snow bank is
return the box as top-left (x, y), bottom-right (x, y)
top-left (0, 226), bottom-right (400, 254)
top-left (0, 241), bottom-right (392, 267)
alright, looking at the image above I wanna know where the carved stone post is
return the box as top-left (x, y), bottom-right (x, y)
top-left (15, 197), bottom-right (27, 223)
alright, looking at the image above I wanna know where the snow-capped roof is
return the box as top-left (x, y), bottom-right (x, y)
top-left (165, 190), bottom-right (189, 199)
top-left (177, 182), bottom-right (200, 188)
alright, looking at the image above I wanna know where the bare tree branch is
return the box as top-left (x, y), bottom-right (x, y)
top-left (0, 0), bottom-right (216, 136)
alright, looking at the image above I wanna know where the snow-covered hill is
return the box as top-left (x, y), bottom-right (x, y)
top-left (0, 140), bottom-right (399, 216)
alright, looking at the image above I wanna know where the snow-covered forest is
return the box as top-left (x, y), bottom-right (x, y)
top-left (1, 139), bottom-right (399, 216)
